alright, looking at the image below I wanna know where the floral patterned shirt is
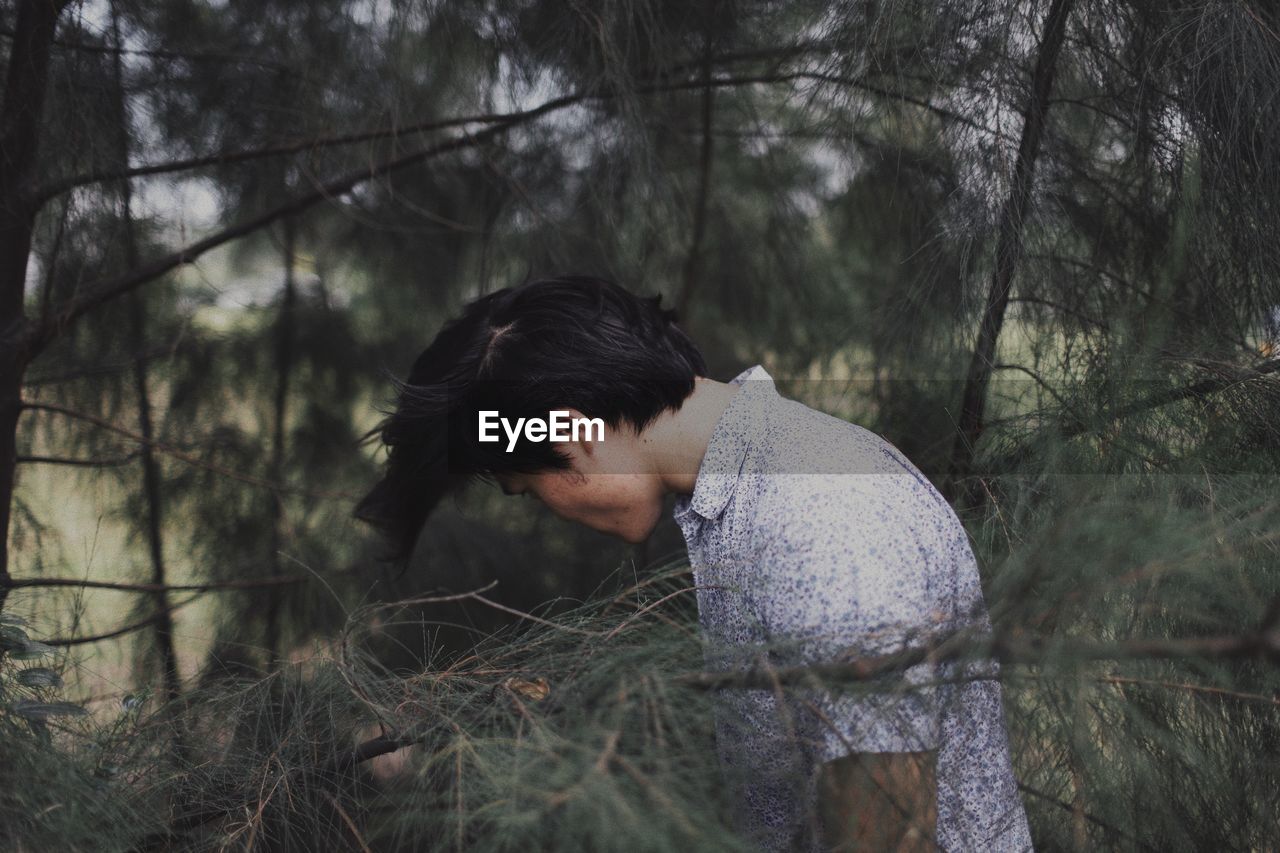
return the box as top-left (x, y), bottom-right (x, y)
top-left (673, 365), bottom-right (1032, 851)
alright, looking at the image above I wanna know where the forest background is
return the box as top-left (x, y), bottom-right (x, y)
top-left (1, 0), bottom-right (1278, 849)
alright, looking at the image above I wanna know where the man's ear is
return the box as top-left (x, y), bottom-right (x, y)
top-left (559, 408), bottom-right (601, 459)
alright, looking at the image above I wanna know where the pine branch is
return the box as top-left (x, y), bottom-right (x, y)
top-left (327, 606), bottom-right (1280, 764)
top-left (1096, 675), bottom-right (1280, 707)
top-left (1018, 783), bottom-right (1159, 852)
top-left (798, 72), bottom-right (1022, 144)
top-left (23, 121), bottom-right (514, 356)
top-left (23, 70), bottom-right (868, 356)
top-left (33, 44), bottom-right (838, 206)
top-left (34, 107), bottom-right (525, 206)
top-left (134, 601), bottom-right (1280, 850)
top-left (673, 611), bottom-right (1280, 691)
top-left (985, 356), bottom-right (1280, 474)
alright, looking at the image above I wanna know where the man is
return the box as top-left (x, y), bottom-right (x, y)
top-left (356, 275), bottom-right (1032, 851)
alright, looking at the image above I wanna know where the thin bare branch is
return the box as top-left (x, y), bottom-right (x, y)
top-left (20, 400), bottom-right (357, 499)
top-left (45, 595), bottom-right (199, 646)
top-left (3, 574), bottom-right (308, 593)
top-left (17, 452), bottom-right (140, 467)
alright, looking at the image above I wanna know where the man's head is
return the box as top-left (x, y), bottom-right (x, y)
top-left (355, 275), bottom-right (706, 561)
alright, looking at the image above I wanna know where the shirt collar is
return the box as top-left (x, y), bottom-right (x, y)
top-left (684, 364), bottom-right (777, 521)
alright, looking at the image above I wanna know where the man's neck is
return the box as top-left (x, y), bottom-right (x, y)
top-left (640, 377), bottom-right (742, 496)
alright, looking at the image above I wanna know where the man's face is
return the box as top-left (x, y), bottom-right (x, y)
top-left (494, 423), bottom-right (665, 543)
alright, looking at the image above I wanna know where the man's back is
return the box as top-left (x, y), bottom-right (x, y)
top-left (674, 366), bottom-right (1032, 851)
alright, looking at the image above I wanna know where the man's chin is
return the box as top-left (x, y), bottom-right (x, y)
top-left (617, 516), bottom-right (659, 544)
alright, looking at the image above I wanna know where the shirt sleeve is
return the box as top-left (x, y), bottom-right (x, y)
top-left (696, 576), bottom-right (825, 851)
top-left (747, 470), bottom-right (952, 761)
top-left (707, 679), bottom-right (823, 852)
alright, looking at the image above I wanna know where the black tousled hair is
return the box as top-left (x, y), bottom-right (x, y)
top-left (354, 275), bottom-right (707, 563)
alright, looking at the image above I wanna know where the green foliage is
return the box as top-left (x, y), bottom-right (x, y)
top-left (6, 478), bottom-right (1280, 850)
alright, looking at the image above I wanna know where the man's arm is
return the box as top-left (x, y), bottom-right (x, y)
top-left (818, 750), bottom-right (938, 851)
top-left (748, 472), bottom-right (950, 848)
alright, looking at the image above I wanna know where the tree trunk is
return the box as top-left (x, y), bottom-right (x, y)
top-left (943, 0), bottom-right (1075, 506)
top-left (130, 341), bottom-right (183, 701)
top-left (676, 0), bottom-right (718, 321)
top-left (263, 216), bottom-right (296, 669)
top-left (110, 2), bottom-right (182, 703)
top-left (0, 364), bottom-right (22, 609)
top-left (0, 0), bottom-right (66, 609)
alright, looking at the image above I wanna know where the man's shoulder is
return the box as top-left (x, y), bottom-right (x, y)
top-left (743, 417), bottom-right (895, 539)
top-left (744, 397), bottom-right (961, 555)
top-left (766, 395), bottom-right (953, 496)
top-left (750, 395), bottom-right (932, 495)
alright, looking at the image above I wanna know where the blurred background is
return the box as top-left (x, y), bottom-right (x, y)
top-left (2, 0), bottom-right (1279, 849)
